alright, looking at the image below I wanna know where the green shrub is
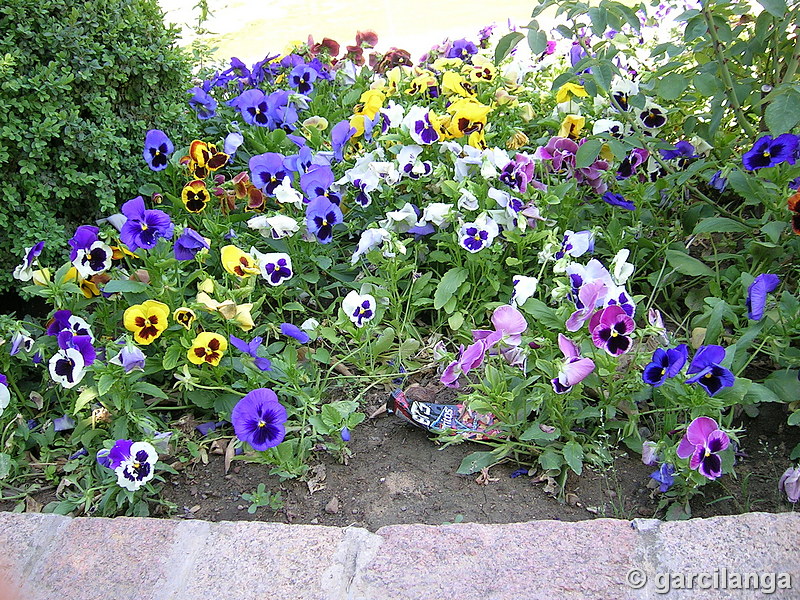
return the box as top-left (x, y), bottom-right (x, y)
top-left (0, 0), bottom-right (196, 294)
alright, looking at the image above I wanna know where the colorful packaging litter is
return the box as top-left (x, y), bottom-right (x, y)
top-left (387, 388), bottom-right (504, 441)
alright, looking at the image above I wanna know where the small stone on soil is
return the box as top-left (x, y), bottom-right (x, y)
top-left (324, 496), bottom-right (340, 514)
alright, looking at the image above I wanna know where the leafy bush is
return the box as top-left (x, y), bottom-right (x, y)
top-left (0, 0), bottom-right (195, 293)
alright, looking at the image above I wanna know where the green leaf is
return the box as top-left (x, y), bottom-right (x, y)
top-left (764, 369), bottom-right (800, 404)
top-left (562, 441), bottom-right (584, 475)
top-left (97, 374), bottom-right (115, 397)
top-left (74, 386), bottom-right (98, 415)
top-left (575, 139), bottom-right (603, 169)
top-left (587, 6), bottom-right (607, 36)
top-left (684, 15), bottom-right (707, 42)
top-left (744, 382), bottom-right (782, 404)
top-left (520, 424), bottom-right (561, 441)
top-left (102, 280), bottom-right (148, 293)
top-left (433, 267), bottom-right (468, 310)
top-left (665, 249), bottom-right (715, 277)
top-left (494, 32), bottom-right (524, 64)
top-left (756, 0), bottom-right (787, 17)
top-left (589, 60), bottom-right (613, 92)
top-left (520, 298), bottom-right (564, 331)
top-left (538, 447), bottom-right (563, 471)
top-left (693, 73), bottom-right (721, 96)
top-left (657, 73), bottom-right (688, 101)
top-left (448, 312), bottom-right (464, 330)
top-left (765, 88), bottom-right (800, 135)
top-left (692, 217), bottom-right (753, 234)
top-left (456, 450), bottom-right (500, 475)
top-left (372, 327), bottom-right (396, 355)
top-left (132, 382), bottom-right (168, 400)
top-left (0, 453), bottom-right (12, 480)
top-left (788, 411), bottom-right (800, 426)
top-left (162, 344), bottom-right (183, 371)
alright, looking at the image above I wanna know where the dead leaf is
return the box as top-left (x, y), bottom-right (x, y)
top-left (224, 437), bottom-right (236, 474)
top-left (475, 467), bottom-right (499, 486)
top-left (55, 477), bottom-right (74, 497)
top-left (210, 438), bottom-right (227, 455)
top-left (542, 476), bottom-right (559, 496)
top-left (333, 363), bottom-right (353, 377)
top-left (199, 447), bottom-right (209, 465)
top-left (307, 464), bottom-right (327, 495)
top-left (29, 391), bottom-right (44, 410)
top-left (566, 493), bottom-right (580, 507)
top-left (368, 404), bottom-right (387, 419)
top-left (25, 495), bottom-right (42, 513)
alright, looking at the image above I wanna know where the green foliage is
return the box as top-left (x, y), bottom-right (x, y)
top-left (0, 0), bottom-right (195, 293)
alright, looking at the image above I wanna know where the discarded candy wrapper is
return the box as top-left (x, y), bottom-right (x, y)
top-left (387, 388), bottom-right (504, 441)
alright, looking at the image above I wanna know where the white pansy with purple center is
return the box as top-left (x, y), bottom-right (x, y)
top-left (403, 106), bottom-right (439, 145)
top-left (511, 275), bottom-right (539, 307)
top-left (555, 230), bottom-right (594, 260)
top-left (48, 347), bottom-right (86, 389)
top-left (397, 145), bottom-right (433, 179)
top-left (13, 241), bottom-right (44, 282)
top-left (115, 441), bottom-right (158, 491)
top-left (351, 228), bottom-right (391, 265)
top-left (342, 290), bottom-right (377, 328)
top-left (459, 213), bottom-right (499, 253)
top-left (73, 240), bottom-right (113, 278)
top-left (251, 249), bottom-right (293, 286)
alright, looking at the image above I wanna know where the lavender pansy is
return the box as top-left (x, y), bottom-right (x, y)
top-left (746, 273), bottom-right (780, 321)
top-left (650, 463), bottom-right (675, 492)
top-left (188, 87), bottom-right (218, 120)
top-left (143, 129), bottom-right (174, 171)
top-left (551, 334), bottom-right (595, 394)
top-left (305, 197), bottom-right (343, 244)
top-left (280, 323), bottom-right (310, 344)
top-left (174, 227), bottom-right (210, 261)
top-left (119, 196), bottom-right (174, 252)
top-left (229, 335), bottom-right (272, 371)
top-left (231, 388), bottom-right (287, 450)
top-left (779, 466), bottom-right (800, 503)
top-left (110, 344), bottom-right (147, 373)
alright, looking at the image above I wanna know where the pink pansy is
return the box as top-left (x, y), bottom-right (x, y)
top-left (551, 334), bottom-right (595, 394)
top-left (676, 416), bottom-right (730, 480)
top-left (441, 340), bottom-right (487, 388)
top-left (566, 281), bottom-right (607, 332)
top-left (589, 305), bottom-right (635, 356)
top-left (473, 305), bottom-right (528, 349)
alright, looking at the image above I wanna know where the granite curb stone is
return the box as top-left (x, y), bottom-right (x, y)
top-left (0, 511), bottom-right (796, 600)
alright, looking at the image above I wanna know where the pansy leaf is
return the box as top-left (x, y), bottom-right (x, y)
top-left (765, 87), bottom-right (800, 135)
top-left (563, 441), bottom-right (584, 476)
top-left (162, 344), bottom-right (183, 371)
top-left (0, 454), bottom-right (11, 480)
top-left (665, 249), bottom-right (715, 277)
top-left (527, 27), bottom-right (548, 55)
top-left (692, 217), bottom-right (753, 235)
top-left (102, 280), bottom-right (149, 294)
top-left (575, 139), bottom-right (603, 169)
top-left (763, 370), bottom-right (800, 404)
top-left (434, 267), bottom-right (468, 310)
top-left (657, 73), bottom-right (688, 101)
top-left (494, 32), bottom-right (524, 64)
top-left (456, 448), bottom-right (507, 474)
top-left (788, 411), bottom-right (800, 427)
top-left (132, 382), bottom-right (168, 400)
top-left (520, 423), bottom-right (560, 441)
top-left (97, 374), bottom-right (115, 397)
top-left (743, 382), bottom-right (781, 404)
top-left (756, 0), bottom-right (787, 17)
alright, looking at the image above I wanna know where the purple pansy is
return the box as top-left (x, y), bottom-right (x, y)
top-left (601, 192), bottom-right (635, 210)
top-left (676, 416), bottom-right (730, 480)
top-left (188, 87), bottom-right (218, 120)
top-left (231, 388), bottom-right (288, 450)
top-left (779, 466), bottom-right (800, 503)
top-left (46, 310), bottom-right (93, 340)
top-left (746, 273), bottom-right (780, 321)
top-left (589, 305), bottom-right (635, 356)
top-left (289, 64), bottom-right (317, 94)
top-left (174, 227), bottom-right (210, 261)
top-left (709, 170), bottom-right (728, 192)
top-left (249, 152), bottom-right (289, 195)
top-left (280, 323), bottom-right (310, 344)
top-left (742, 134), bottom-right (799, 170)
top-left (441, 340), bottom-right (487, 388)
top-left (233, 89), bottom-right (271, 127)
top-left (642, 345), bottom-right (688, 387)
top-left (229, 335), bottom-right (272, 372)
top-left (119, 196), bottom-right (174, 252)
top-left (143, 129), bottom-right (174, 171)
top-left (53, 414), bottom-right (76, 432)
top-left (305, 197), bottom-right (343, 244)
top-left (446, 38), bottom-right (479, 61)
top-left (685, 345), bottom-right (735, 397)
top-left (110, 344), bottom-right (146, 373)
top-left (331, 120), bottom-right (356, 161)
top-left (650, 463), bottom-right (675, 492)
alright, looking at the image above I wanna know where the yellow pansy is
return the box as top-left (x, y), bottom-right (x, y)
top-left (197, 278), bottom-right (215, 294)
top-left (220, 245), bottom-right (260, 278)
top-left (187, 332), bottom-right (227, 366)
top-left (469, 56), bottom-right (496, 83)
top-left (558, 114), bottom-right (586, 139)
top-left (405, 70), bottom-right (437, 96)
top-left (518, 103), bottom-right (536, 122)
top-left (506, 131), bottom-right (529, 150)
top-left (468, 130), bottom-right (487, 150)
top-left (431, 57), bottom-right (463, 71)
top-left (354, 89), bottom-right (385, 119)
top-left (555, 82), bottom-right (589, 104)
top-left (494, 89), bottom-right (518, 106)
top-left (173, 307), bottom-right (196, 330)
top-left (195, 292), bottom-right (222, 312)
top-left (441, 71), bottom-right (475, 97)
top-left (123, 300), bottom-right (170, 345)
top-left (302, 116), bottom-right (329, 131)
top-left (32, 268), bottom-right (51, 286)
top-left (446, 98), bottom-right (491, 138)
top-left (217, 301), bottom-right (255, 332)
top-left (63, 267), bottom-right (102, 298)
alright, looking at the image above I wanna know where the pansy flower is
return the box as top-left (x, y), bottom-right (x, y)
top-left (746, 273), bottom-right (780, 321)
top-left (174, 227), bottom-right (210, 261)
top-left (300, 165), bottom-right (340, 204)
top-left (234, 89), bottom-right (271, 127)
top-left (188, 87), bottom-right (218, 120)
top-left (143, 129), bottom-right (173, 171)
top-left (602, 192), bottom-right (635, 211)
top-left (511, 275), bottom-right (538, 307)
top-left (742, 134), bottom-right (799, 170)
top-left (251, 249), bottom-right (293, 286)
top-left (650, 463), bottom-right (675, 492)
top-left (565, 280), bottom-right (608, 332)
top-left (555, 230), bottom-right (594, 259)
top-left (249, 152), bottom-right (288, 195)
top-left (12, 241), bottom-right (44, 282)
top-left (331, 120), bottom-right (356, 161)
top-left (173, 307), bottom-right (196, 330)
top-left (181, 180), bottom-right (211, 213)
top-left (247, 214), bottom-right (299, 239)
top-left (642, 345), bottom-right (688, 387)
top-left (231, 388), bottom-right (287, 451)
top-left (441, 340), bottom-right (487, 388)
top-left (342, 290), bottom-right (377, 327)
top-left (221, 245), bottom-right (260, 278)
top-left (551, 334), bottom-right (595, 394)
top-left (589, 305), bottom-right (635, 356)
top-left (109, 344), bottom-right (146, 373)
top-left (280, 323), bottom-right (310, 344)
top-left (106, 440), bottom-right (158, 491)
top-left (351, 227), bottom-right (391, 264)
top-left (305, 197), bottom-right (343, 244)
top-left (446, 38), bottom-right (478, 61)
top-left (48, 333), bottom-right (95, 390)
top-left (789, 190), bottom-right (800, 235)
top-left (473, 305), bottom-right (528, 349)
top-left (459, 214), bottom-right (499, 253)
top-left (779, 466), bottom-right (800, 503)
top-left (186, 140), bottom-right (229, 179)
top-left (123, 300), bottom-right (170, 345)
top-left (188, 332), bottom-right (228, 366)
top-left (229, 335), bottom-right (272, 371)
top-left (639, 103), bottom-right (667, 129)
top-left (685, 345), bottom-right (735, 397)
top-left (10, 331), bottom-right (34, 356)
top-left (404, 106), bottom-right (440, 145)
top-left (676, 416), bottom-right (730, 480)
top-left (0, 374), bottom-right (9, 415)
top-left (289, 64), bottom-right (317, 94)
top-left (119, 196), bottom-right (174, 252)
top-left (46, 309), bottom-right (94, 340)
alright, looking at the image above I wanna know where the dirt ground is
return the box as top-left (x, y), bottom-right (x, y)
top-left (156, 395), bottom-right (798, 531)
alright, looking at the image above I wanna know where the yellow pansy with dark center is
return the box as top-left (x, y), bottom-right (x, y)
top-left (173, 307), bottom-right (196, 330)
top-left (123, 300), bottom-right (170, 345)
top-left (221, 245), bottom-right (260, 278)
top-left (182, 180), bottom-right (210, 213)
top-left (188, 332), bottom-right (228, 366)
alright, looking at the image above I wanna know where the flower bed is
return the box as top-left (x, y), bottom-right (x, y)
top-left (1, 0), bottom-right (799, 519)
